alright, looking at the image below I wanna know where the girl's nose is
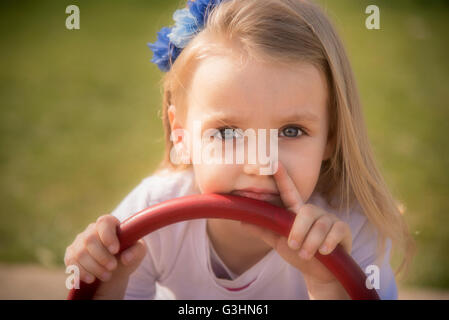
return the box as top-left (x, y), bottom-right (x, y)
top-left (236, 128), bottom-right (279, 175)
top-left (242, 163), bottom-right (261, 176)
top-left (243, 159), bottom-right (278, 175)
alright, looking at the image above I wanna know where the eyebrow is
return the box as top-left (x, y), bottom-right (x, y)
top-left (202, 109), bottom-right (320, 127)
top-left (277, 110), bottom-right (320, 124)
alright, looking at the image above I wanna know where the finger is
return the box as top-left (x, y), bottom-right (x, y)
top-left (73, 262), bottom-right (96, 284)
top-left (273, 161), bottom-right (304, 212)
top-left (64, 246), bottom-right (74, 267)
top-left (65, 249), bottom-right (96, 284)
top-left (96, 215), bottom-right (121, 255)
top-left (298, 214), bottom-right (334, 260)
top-left (77, 250), bottom-right (112, 282)
top-left (319, 221), bottom-right (352, 255)
top-left (85, 234), bottom-right (118, 272)
top-left (287, 204), bottom-right (325, 250)
top-left (120, 239), bottom-right (147, 267)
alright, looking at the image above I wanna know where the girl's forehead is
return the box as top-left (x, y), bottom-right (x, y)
top-left (186, 54), bottom-right (329, 122)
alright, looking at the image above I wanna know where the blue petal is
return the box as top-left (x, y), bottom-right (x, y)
top-left (147, 0), bottom-right (228, 72)
top-left (188, 0), bottom-right (224, 26)
top-left (168, 8), bottom-right (198, 48)
top-left (147, 27), bottom-right (176, 72)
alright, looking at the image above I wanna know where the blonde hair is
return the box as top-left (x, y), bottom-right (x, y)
top-left (153, 0), bottom-right (414, 277)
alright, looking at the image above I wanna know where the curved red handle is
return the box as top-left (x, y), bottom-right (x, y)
top-left (67, 193), bottom-right (380, 300)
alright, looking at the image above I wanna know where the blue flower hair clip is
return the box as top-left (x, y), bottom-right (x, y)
top-left (147, 0), bottom-right (226, 72)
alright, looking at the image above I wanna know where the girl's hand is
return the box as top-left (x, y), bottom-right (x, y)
top-left (240, 161), bottom-right (352, 299)
top-left (64, 214), bottom-right (147, 299)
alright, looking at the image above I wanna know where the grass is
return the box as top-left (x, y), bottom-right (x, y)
top-left (318, 0), bottom-right (449, 288)
top-left (0, 0), bottom-right (448, 289)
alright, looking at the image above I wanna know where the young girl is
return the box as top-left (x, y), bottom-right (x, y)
top-left (64, 0), bottom-right (414, 299)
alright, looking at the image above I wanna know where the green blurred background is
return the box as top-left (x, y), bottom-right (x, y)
top-left (0, 0), bottom-right (448, 291)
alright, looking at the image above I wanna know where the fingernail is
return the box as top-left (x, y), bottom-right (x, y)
top-left (299, 249), bottom-right (309, 260)
top-left (108, 244), bottom-right (117, 254)
top-left (319, 245), bottom-right (328, 254)
top-left (288, 239), bottom-right (300, 250)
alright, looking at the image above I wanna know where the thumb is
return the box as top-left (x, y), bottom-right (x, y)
top-left (117, 239), bottom-right (147, 275)
top-left (92, 239), bottom-right (147, 300)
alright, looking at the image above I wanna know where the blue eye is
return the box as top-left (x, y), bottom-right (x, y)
top-left (280, 126), bottom-right (304, 138)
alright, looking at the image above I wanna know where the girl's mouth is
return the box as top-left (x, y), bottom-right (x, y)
top-left (231, 189), bottom-right (285, 207)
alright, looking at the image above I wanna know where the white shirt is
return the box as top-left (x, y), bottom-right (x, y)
top-left (111, 168), bottom-right (398, 299)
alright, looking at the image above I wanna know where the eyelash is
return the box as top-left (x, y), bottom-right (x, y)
top-left (279, 125), bottom-right (308, 138)
top-left (214, 125), bottom-right (307, 140)
top-left (214, 126), bottom-right (241, 140)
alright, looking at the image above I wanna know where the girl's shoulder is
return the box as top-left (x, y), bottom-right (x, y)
top-left (110, 167), bottom-right (199, 222)
top-left (142, 167), bottom-right (199, 202)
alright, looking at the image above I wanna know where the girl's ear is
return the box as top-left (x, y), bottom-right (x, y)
top-left (168, 105), bottom-right (184, 142)
top-left (168, 104), bottom-right (191, 164)
top-left (168, 104), bottom-right (177, 131)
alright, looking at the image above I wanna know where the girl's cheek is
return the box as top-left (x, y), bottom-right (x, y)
top-left (193, 163), bottom-right (237, 194)
top-left (280, 147), bottom-right (323, 202)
